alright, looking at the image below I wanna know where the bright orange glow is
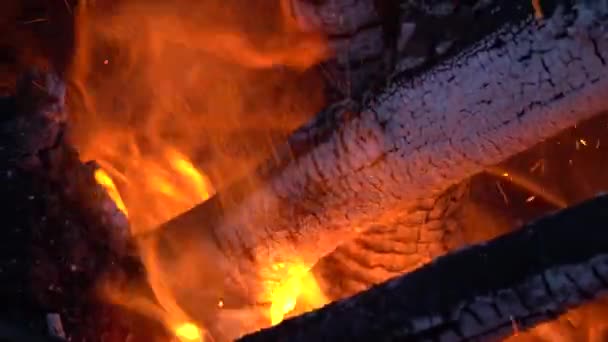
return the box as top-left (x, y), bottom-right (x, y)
top-left (94, 168), bottom-right (128, 216)
top-left (70, 0), bottom-right (329, 339)
top-left (270, 280), bottom-right (299, 325)
top-left (268, 265), bottom-right (328, 325)
top-left (175, 322), bottom-right (202, 341)
top-left (96, 155), bottom-right (212, 341)
top-left (90, 143), bottom-right (214, 234)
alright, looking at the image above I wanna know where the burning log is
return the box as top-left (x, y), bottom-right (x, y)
top-left (288, 0), bottom-right (468, 99)
top-left (151, 0), bottom-right (608, 332)
top-left (239, 193), bottom-right (608, 342)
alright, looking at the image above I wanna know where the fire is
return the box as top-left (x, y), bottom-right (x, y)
top-left (94, 168), bottom-right (128, 216)
top-left (269, 273), bottom-right (303, 325)
top-left (94, 154), bottom-right (328, 336)
top-left (74, 0), bottom-right (330, 339)
top-left (175, 323), bottom-right (202, 341)
top-left (95, 153), bottom-right (212, 341)
top-left (268, 264), bottom-right (328, 325)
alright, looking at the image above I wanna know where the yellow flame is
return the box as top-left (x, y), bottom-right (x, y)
top-left (94, 168), bottom-right (129, 216)
top-left (167, 149), bottom-right (213, 202)
top-left (268, 265), bottom-right (328, 325)
top-left (175, 322), bottom-right (203, 342)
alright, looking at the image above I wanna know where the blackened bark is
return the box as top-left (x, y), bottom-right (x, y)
top-left (0, 71), bottom-right (167, 341)
top-left (239, 194), bottom-right (608, 342)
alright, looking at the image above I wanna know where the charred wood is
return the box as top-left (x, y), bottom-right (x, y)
top-left (0, 71), bottom-right (165, 341)
top-left (291, 0), bottom-right (537, 100)
top-left (153, 0), bottom-right (608, 329)
top-left (240, 193), bottom-right (608, 342)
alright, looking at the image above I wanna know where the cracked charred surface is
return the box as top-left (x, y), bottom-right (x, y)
top-left (156, 1), bottom-right (608, 337)
top-left (311, 181), bottom-right (471, 299)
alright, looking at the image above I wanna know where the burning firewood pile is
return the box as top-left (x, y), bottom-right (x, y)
top-left (3, 0), bottom-right (608, 341)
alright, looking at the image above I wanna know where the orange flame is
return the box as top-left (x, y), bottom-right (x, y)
top-left (94, 168), bottom-right (128, 216)
top-left (95, 151), bottom-right (213, 341)
top-left (94, 155), bottom-right (329, 336)
top-left (76, 0), bottom-right (330, 338)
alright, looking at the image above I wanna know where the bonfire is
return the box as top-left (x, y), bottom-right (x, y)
top-left (1, 0), bottom-right (608, 341)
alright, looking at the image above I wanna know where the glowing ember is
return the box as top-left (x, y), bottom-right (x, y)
top-left (175, 322), bottom-right (202, 342)
top-left (268, 265), bottom-right (328, 325)
top-left (94, 169), bottom-right (128, 216)
top-left (529, 159), bottom-right (544, 173)
top-left (270, 289), bottom-right (298, 325)
top-left (496, 181), bottom-right (509, 205)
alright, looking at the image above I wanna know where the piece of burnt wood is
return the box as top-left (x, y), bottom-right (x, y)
top-left (0, 70), bottom-right (169, 341)
top-left (151, 0), bottom-right (608, 328)
top-left (290, 0), bottom-right (512, 100)
top-left (239, 193), bottom-right (608, 342)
